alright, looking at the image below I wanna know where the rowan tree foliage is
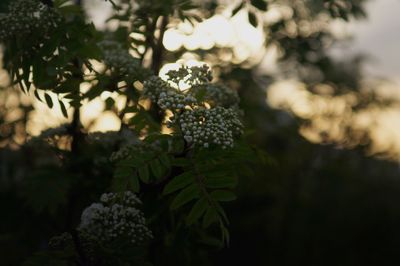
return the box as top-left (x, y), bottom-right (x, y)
top-left (0, 0), bottom-right (264, 265)
top-left (4, 0), bottom-right (400, 266)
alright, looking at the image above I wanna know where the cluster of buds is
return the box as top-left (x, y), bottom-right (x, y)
top-left (143, 76), bottom-right (197, 111)
top-left (0, 0), bottom-right (62, 44)
top-left (171, 107), bottom-right (243, 149)
top-left (78, 191), bottom-right (153, 245)
top-left (157, 90), bottom-right (197, 111)
top-left (143, 65), bottom-right (244, 149)
top-left (110, 141), bottom-right (161, 162)
top-left (98, 40), bottom-right (144, 78)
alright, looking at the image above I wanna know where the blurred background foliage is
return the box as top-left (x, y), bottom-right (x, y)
top-left (1, 0), bottom-right (400, 265)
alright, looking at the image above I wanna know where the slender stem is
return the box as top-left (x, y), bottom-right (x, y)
top-left (65, 0), bottom-right (85, 234)
top-left (141, 16), bottom-right (159, 64)
top-left (147, 16), bottom-right (169, 124)
top-left (70, 106), bottom-right (82, 153)
top-left (69, 0), bottom-right (85, 153)
top-left (189, 156), bottom-right (215, 208)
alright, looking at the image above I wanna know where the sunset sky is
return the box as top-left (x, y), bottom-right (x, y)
top-left (342, 0), bottom-right (400, 84)
top-left (9, 0), bottom-right (399, 159)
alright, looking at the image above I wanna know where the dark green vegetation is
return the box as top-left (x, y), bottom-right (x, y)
top-left (1, 0), bottom-right (400, 265)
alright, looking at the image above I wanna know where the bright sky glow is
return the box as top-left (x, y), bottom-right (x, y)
top-left (3, 1), bottom-right (399, 160)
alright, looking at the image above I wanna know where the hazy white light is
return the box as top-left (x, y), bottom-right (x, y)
top-left (89, 111), bottom-right (121, 132)
top-left (198, 35), bottom-right (214, 50)
top-left (180, 15), bottom-right (235, 50)
top-left (83, 0), bottom-right (113, 30)
top-left (231, 11), bottom-right (265, 62)
top-left (81, 98), bottom-right (104, 127)
top-left (267, 80), bottom-right (313, 118)
top-left (204, 15), bottom-right (235, 47)
top-left (159, 60), bottom-right (208, 90)
top-left (177, 20), bottom-right (194, 34)
top-left (163, 29), bottom-right (184, 51)
top-left (100, 91), bottom-right (114, 101)
top-left (159, 63), bottom-right (181, 79)
top-left (264, 7), bottom-right (283, 24)
top-left (28, 92), bottom-right (70, 136)
top-left (233, 45), bottom-right (251, 63)
top-left (259, 44), bottom-right (280, 75)
top-left (184, 34), bottom-right (201, 50)
top-left (164, 10), bottom-right (265, 64)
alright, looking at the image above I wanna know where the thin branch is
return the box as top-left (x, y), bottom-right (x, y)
top-left (151, 16), bottom-right (169, 75)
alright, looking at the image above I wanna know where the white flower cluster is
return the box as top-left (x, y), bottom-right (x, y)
top-left (0, 0), bottom-right (61, 44)
top-left (143, 65), bottom-right (244, 149)
top-left (142, 76), bottom-right (169, 100)
top-left (110, 141), bottom-right (159, 162)
top-left (48, 232), bottom-right (73, 250)
top-left (143, 76), bottom-right (197, 111)
top-left (157, 90), bottom-right (197, 110)
top-left (98, 40), bottom-right (143, 78)
top-left (171, 106), bottom-right (243, 149)
top-left (78, 191), bottom-right (153, 245)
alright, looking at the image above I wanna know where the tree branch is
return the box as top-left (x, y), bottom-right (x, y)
top-left (151, 16), bottom-right (169, 75)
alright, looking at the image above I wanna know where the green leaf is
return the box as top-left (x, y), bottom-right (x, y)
top-left (210, 190), bottom-right (237, 202)
top-left (138, 165), bottom-right (149, 183)
top-left (46, 66), bottom-right (57, 77)
top-left (59, 100), bottom-right (68, 118)
top-left (171, 138), bottom-right (185, 153)
top-left (33, 90), bottom-right (42, 102)
top-left (251, 0), bottom-right (268, 11)
top-left (124, 105), bottom-right (138, 113)
top-left (205, 176), bottom-right (238, 188)
top-left (54, 79), bottom-right (81, 94)
top-left (32, 58), bottom-right (54, 89)
top-left (116, 158), bottom-right (138, 168)
top-left (198, 235), bottom-right (224, 248)
top-left (221, 224), bottom-right (230, 245)
top-left (114, 166), bottom-right (140, 192)
top-left (186, 198), bottom-right (208, 225)
top-left (150, 159), bottom-right (163, 179)
top-left (105, 97), bottom-right (115, 110)
top-left (163, 171), bottom-right (194, 195)
top-left (113, 166), bottom-right (131, 192)
top-left (144, 133), bottom-right (171, 144)
top-left (215, 203), bottom-right (229, 225)
top-left (159, 153), bottom-right (171, 168)
top-left (79, 44), bottom-right (102, 60)
top-left (128, 174), bottom-right (140, 193)
top-left (248, 12), bottom-right (258, 27)
top-left (203, 208), bottom-right (218, 228)
top-left (44, 93), bottom-right (54, 108)
top-left (232, 2), bottom-right (244, 16)
top-left (170, 184), bottom-right (200, 210)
